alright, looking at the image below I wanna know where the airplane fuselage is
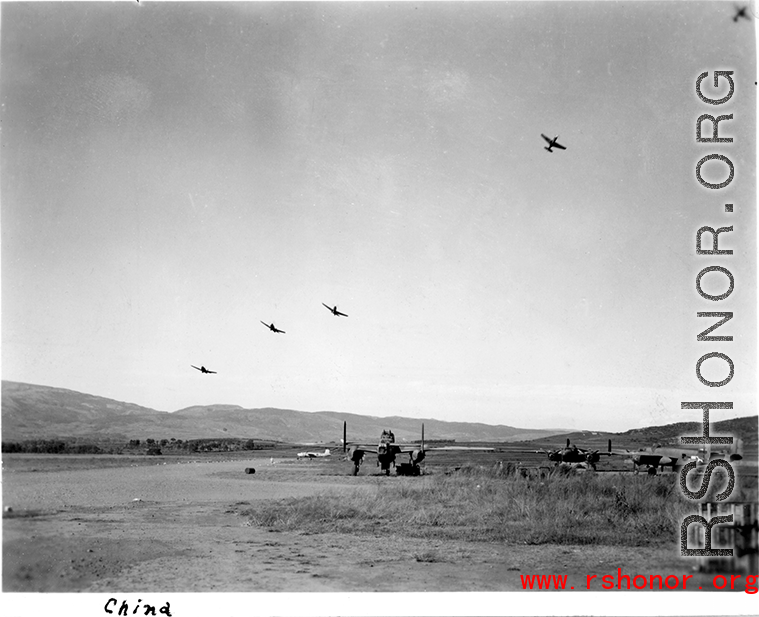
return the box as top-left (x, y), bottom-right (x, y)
top-left (297, 449), bottom-right (331, 459)
top-left (631, 453), bottom-right (680, 474)
top-left (541, 134), bottom-right (565, 153)
top-left (545, 442), bottom-right (603, 469)
top-left (347, 429), bottom-right (426, 476)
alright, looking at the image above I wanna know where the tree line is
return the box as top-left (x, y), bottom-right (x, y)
top-left (1, 437), bottom-right (259, 455)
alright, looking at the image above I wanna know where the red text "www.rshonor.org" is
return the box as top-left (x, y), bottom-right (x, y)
top-left (520, 570), bottom-right (758, 593)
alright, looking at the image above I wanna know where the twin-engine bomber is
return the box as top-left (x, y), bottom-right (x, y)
top-left (341, 422), bottom-right (494, 477)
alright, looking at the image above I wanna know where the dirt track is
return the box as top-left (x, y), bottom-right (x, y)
top-left (1, 454), bottom-right (734, 592)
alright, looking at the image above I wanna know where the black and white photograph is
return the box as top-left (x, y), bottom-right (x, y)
top-left (1, 1), bottom-right (757, 615)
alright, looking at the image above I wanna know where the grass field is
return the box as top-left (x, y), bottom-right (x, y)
top-left (242, 464), bottom-right (746, 547)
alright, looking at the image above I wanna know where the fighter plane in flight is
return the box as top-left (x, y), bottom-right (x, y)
top-left (191, 365), bottom-right (217, 374)
top-left (541, 134), bottom-right (567, 153)
top-left (322, 303), bottom-right (348, 317)
top-left (260, 321), bottom-right (286, 333)
top-left (733, 5), bottom-right (751, 21)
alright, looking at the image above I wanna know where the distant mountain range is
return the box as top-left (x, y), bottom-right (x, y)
top-left (1, 381), bottom-right (567, 443)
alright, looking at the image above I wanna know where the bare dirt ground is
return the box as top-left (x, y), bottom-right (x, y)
top-left (1, 453), bottom-right (741, 593)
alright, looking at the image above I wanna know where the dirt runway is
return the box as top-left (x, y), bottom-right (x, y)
top-left (1, 454), bottom-right (729, 593)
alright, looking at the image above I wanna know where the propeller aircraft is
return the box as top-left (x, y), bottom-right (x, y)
top-left (191, 365), bottom-right (217, 374)
top-left (297, 448), bottom-right (332, 459)
top-left (540, 438), bottom-right (612, 470)
top-left (260, 321), bottom-right (286, 334)
top-left (541, 134), bottom-right (567, 153)
top-left (322, 303), bottom-right (348, 317)
top-left (733, 5), bottom-right (751, 21)
top-left (604, 439), bottom-right (741, 475)
top-left (609, 440), bottom-right (732, 475)
top-left (695, 439), bottom-right (744, 465)
top-left (625, 448), bottom-right (696, 475)
top-left (341, 422), bottom-right (494, 476)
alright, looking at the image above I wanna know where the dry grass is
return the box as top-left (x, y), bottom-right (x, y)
top-left (242, 466), bottom-right (702, 546)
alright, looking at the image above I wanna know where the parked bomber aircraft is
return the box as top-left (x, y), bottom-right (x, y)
top-left (191, 365), bottom-right (217, 374)
top-left (541, 134), bottom-right (566, 152)
top-left (341, 422), bottom-right (494, 476)
top-left (322, 303), bottom-right (348, 317)
top-left (540, 439), bottom-right (612, 470)
top-left (606, 438), bottom-right (742, 475)
top-left (700, 439), bottom-right (744, 464)
top-left (297, 448), bottom-right (331, 459)
top-left (610, 441), bottom-right (716, 475)
top-left (260, 321), bottom-right (285, 333)
top-left (623, 447), bottom-right (700, 475)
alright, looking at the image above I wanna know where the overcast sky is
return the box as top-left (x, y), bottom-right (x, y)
top-left (2, 1), bottom-right (755, 432)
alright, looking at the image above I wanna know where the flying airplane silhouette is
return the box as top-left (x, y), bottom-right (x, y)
top-left (734, 5), bottom-right (751, 21)
top-left (260, 321), bottom-right (285, 333)
top-left (541, 134), bottom-right (567, 153)
top-left (191, 365), bottom-right (217, 374)
top-left (322, 303), bottom-right (348, 317)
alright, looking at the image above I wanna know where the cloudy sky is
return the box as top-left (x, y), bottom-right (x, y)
top-left (2, 1), bottom-right (755, 432)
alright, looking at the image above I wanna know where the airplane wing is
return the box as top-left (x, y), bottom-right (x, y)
top-left (384, 444), bottom-right (495, 453)
top-left (553, 142), bottom-right (566, 150)
top-left (350, 445), bottom-right (379, 454)
top-left (336, 311), bottom-right (348, 317)
top-left (424, 446), bottom-right (496, 452)
top-left (260, 321), bottom-right (270, 328)
top-left (541, 134), bottom-right (552, 144)
top-left (191, 365), bottom-right (201, 371)
top-left (207, 370), bottom-right (217, 374)
top-left (322, 303), bottom-right (331, 311)
top-left (393, 444), bottom-right (422, 453)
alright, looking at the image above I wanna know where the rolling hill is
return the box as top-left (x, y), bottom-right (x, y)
top-left (1, 381), bottom-right (564, 444)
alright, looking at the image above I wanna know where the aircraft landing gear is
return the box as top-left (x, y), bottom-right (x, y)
top-left (349, 449), bottom-right (364, 476)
